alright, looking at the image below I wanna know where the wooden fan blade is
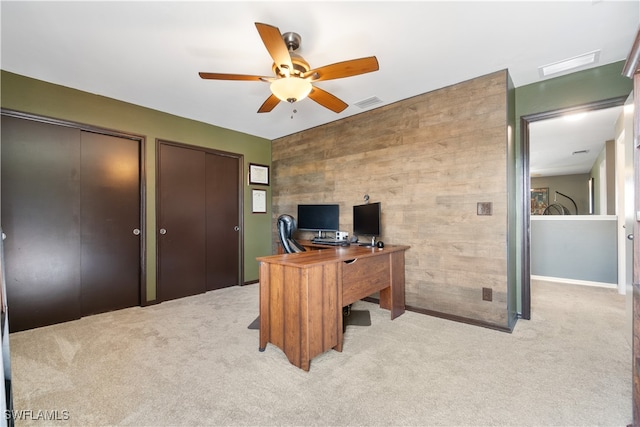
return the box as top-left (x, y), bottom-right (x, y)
top-left (308, 86), bottom-right (348, 113)
top-left (303, 56), bottom-right (379, 82)
top-left (258, 94), bottom-right (281, 113)
top-left (255, 22), bottom-right (293, 73)
top-left (199, 72), bottom-right (269, 81)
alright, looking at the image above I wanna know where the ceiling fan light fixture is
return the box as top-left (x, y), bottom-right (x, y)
top-left (270, 77), bottom-right (312, 103)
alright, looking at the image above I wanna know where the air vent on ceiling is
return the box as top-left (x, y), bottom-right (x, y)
top-left (572, 150), bottom-right (590, 155)
top-left (354, 96), bottom-right (383, 109)
top-left (538, 50), bottom-right (600, 78)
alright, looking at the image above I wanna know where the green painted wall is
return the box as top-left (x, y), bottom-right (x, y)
top-left (0, 70), bottom-right (273, 302)
top-left (515, 61), bottom-right (632, 119)
top-left (513, 60), bottom-right (633, 313)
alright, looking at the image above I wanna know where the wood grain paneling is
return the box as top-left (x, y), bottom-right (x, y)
top-left (272, 70), bottom-right (511, 329)
top-left (342, 256), bottom-right (390, 303)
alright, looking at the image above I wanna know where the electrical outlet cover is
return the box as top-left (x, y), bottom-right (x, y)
top-left (477, 202), bottom-right (493, 216)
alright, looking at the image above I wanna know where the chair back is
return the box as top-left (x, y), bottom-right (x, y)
top-left (277, 214), bottom-right (306, 253)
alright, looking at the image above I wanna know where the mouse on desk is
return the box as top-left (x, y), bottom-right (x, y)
top-left (376, 241), bottom-right (384, 248)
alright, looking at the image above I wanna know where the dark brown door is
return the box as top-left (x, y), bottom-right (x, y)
top-left (157, 142), bottom-right (207, 301)
top-left (1, 116), bottom-right (82, 331)
top-left (206, 153), bottom-right (240, 290)
top-left (1, 115), bottom-right (142, 332)
top-left (80, 131), bottom-right (141, 315)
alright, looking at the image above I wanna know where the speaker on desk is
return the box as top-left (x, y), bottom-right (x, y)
top-left (336, 231), bottom-right (348, 241)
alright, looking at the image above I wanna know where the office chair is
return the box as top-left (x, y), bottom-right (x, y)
top-left (277, 214), bottom-right (306, 254)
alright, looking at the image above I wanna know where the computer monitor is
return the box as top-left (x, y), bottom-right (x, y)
top-left (353, 202), bottom-right (381, 246)
top-left (297, 204), bottom-right (340, 238)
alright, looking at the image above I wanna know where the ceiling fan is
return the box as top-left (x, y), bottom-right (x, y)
top-left (199, 22), bottom-right (379, 114)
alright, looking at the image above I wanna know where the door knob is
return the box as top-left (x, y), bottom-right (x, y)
top-left (159, 228), bottom-right (167, 235)
top-left (133, 228), bottom-right (141, 236)
top-left (234, 226), bottom-right (240, 232)
top-left (628, 234), bottom-right (634, 240)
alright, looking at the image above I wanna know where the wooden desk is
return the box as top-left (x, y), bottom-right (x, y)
top-left (256, 242), bottom-right (409, 371)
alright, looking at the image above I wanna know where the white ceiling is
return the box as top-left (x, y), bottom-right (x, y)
top-left (1, 1), bottom-right (639, 175)
top-left (529, 105), bottom-right (625, 177)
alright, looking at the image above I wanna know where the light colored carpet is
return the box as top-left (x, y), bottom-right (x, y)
top-left (8, 280), bottom-right (631, 426)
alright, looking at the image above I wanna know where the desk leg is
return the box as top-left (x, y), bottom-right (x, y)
top-left (379, 251), bottom-right (405, 320)
top-left (335, 314), bottom-right (344, 352)
top-left (335, 262), bottom-right (344, 353)
top-left (258, 262), bottom-right (269, 352)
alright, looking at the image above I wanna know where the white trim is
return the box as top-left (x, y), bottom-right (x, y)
top-left (532, 275), bottom-right (617, 289)
top-left (530, 215), bottom-right (616, 221)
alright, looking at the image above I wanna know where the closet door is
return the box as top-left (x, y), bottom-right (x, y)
top-left (206, 153), bottom-right (240, 290)
top-left (1, 116), bottom-right (82, 331)
top-left (80, 131), bottom-right (141, 315)
top-left (157, 142), bottom-right (207, 301)
top-left (1, 116), bottom-right (142, 332)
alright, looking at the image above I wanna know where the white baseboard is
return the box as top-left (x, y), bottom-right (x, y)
top-left (531, 275), bottom-right (617, 289)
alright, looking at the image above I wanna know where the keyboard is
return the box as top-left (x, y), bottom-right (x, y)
top-left (312, 238), bottom-right (339, 243)
top-left (312, 238), bottom-right (348, 246)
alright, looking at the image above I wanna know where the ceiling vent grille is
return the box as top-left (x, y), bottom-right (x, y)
top-left (354, 96), bottom-right (383, 109)
top-left (538, 50), bottom-right (600, 78)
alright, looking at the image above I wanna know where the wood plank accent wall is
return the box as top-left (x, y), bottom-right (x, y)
top-left (272, 70), bottom-right (511, 329)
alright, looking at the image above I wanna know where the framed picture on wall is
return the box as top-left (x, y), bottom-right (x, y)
top-left (248, 163), bottom-right (269, 186)
top-left (530, 187), bottom-right (549, 215)
top-left (252, 189), bottom-right (267, 213)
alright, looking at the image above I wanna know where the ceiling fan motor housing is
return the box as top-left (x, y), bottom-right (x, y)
top-left (282, 32), bottom-right (301, 51)
top-left (272, 52), bottom-right (310, 78)
top-left (272, 32), bottom-right (310, 78)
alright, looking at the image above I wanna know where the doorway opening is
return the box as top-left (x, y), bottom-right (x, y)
top-left (521, 96), bottom-right (628, 319)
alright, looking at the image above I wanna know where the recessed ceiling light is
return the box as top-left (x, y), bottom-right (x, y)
top-left (538, 50), bottom-right (600, 78)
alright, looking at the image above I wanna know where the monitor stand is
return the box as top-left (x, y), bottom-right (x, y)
top-left (359, 236), bottom-right (376, 247)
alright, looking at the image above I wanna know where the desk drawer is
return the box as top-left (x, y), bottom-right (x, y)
top-left (342, 254), bottom-right (390, 305)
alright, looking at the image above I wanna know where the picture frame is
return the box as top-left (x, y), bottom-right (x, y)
top-left (251, 189), bottom-right (267, 214)
top-left (248, 163), bottom-right (270, 186)
top-left (530, 187), bottom-right (549, 215)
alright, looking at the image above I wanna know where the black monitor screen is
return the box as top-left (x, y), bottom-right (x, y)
top-left (297, 204), bottom-right (340, 232)
top-left (353, 202), bottom-right (381, 237)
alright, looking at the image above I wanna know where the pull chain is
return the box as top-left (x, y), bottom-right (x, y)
top-left (291, 108), bottom-right (297, 120)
